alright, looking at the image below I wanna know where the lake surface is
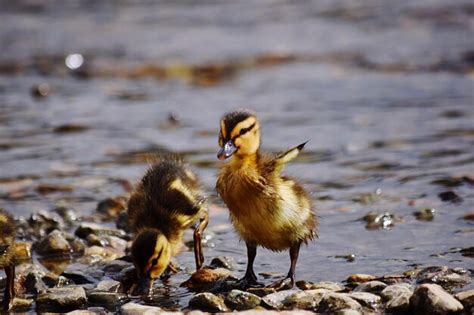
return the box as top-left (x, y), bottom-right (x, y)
top-left (0, 0), bottom-right (473, 310)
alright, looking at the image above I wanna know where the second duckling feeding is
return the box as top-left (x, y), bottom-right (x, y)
top-left (127, 158), bottom-right (208, 292)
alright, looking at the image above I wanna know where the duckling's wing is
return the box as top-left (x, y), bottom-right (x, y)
top-left (270, 141), bottom-right (308, 176)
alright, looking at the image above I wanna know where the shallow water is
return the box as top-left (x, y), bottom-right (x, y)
top-left (0, 0), bottom-right (473, 311)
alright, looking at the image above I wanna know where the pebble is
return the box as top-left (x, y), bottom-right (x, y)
top-left (36, 286), bottom-right (87, 312)
top-left (87, 291), bottom-right (129, 310)
top-left (94, 279), bottom-right (121, 292)
top-left (380, 283), bottom-right (413, 311)
top-left (12, 241), bottom-right (32, 261)
top-left (347, 292), bottom-right (381, 310)
top-left (416, 266), bottom-right (472, 291)
top-left (181, 267), bottom-right (235, 291)
top-left (75, 223), bottom-right (127, 240)
top-left (454, 289), bottom-right (474, 309)
top-left (346, 274), bottom-right (376, 284)
top-left (61, 263), bottom-right (104, 284)
top-left (283, 289), bottom-right (329, 311)
top-left (353, 280), bottom-right (387, 294)
top-left (261, 289), bottom-right (300, 310)
top-left (121, 302), bottom-right (162, 315)
top-left (225, 289), bottom-right (261, 310)
top-left (210, 256), bottom-right (236, 270)
top-left (297, 280), bottom-right (344, 291)
top-left (35, 229), bottom-right (72, 256)
top-left (318, 293), bottom-right (362, 313)
top-left (247, 287), bottom-right (276, 297)
top-left (410, 283), bottom-right (464, 315)
top-left (96, 197), bottom-right (127, 218)
top-left (188, 292), bottom-right (229, 312)
top-left (438, 191), bottom-right (463, 203)
top-left (413, 208), bottom-right (435, 221)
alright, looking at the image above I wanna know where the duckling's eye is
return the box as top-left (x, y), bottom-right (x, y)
top-left (151, 258), bottom-right (158, 266)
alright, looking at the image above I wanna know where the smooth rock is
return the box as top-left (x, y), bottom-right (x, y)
top-left (318, 293), bottom-right (362, 313)
top-left (62, 263), bottom-right (104, 284)
top-left (247, 287), bottom-right (276, 297)
top-left (346, 274), bottom-right (376, 284)
top-left (297, 280), bottom-right (344, 291)
top-left (12, 241), bottom-right (32, 261)
top-left (416, 266), bottom-right (471, 291)
top-left (348, 292), bottom-right (381, 310)
top-left (75, 222), bottom-right (127, 239)
top-left (381, 283), bottom-right (413, 311)
top-left (85, 245), bottom-right (124, 261)
top-left (225, 289), bottom-right (261, 310)
top-left (36, 286), bottom-right (87, 312)
top-left (96, 197), bottom-right (127, 217)
top-left (410, 283), bottom-right (463, 315)
top-left (262, 289), bottom-right (300, 310)
top-left (121, 302), bottom-right (162, 315)
top-left (353, 280), bottom-right (387, 294)
top-left (10, 298), bottom-right (34, 313)
top-left (94, 279), bottom-right (121, 292)
top-left (35, 229), bottom-right (72, 256)
top-left (282, 289), bottom-right (329, 311)
top-left (28, 211), bottom-right (64, 238)
top-left (454, 289), bottom-right (474, 309)
top-left (210, 256), bottom-right (236, 270)
top-left (189, 292), bottom-right (229, 312)
top-left (181, 267), bottom-right (235, 291)
top-left (87, 291), bottom-right (128, 309)
top-left (24, 271), bottom-right (48, 295)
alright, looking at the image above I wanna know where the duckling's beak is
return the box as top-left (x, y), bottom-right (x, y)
top-left (135, 276), bottom-right (153, 295)
top-left (218, 140), bottom-right (236, 160)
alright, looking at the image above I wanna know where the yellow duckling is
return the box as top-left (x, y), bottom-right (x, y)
top-left (127, 158), bottom-right (208, 293)
top-left (216, 110), bottom-right (317, 289)
top-left (0, 209), bottom-right (15, 309)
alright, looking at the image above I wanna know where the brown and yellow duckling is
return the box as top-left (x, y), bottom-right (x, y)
top-left (127, 158), bottom-right (208, 293)
top-left (216, 110), bottom-right (317, 289)
top-left (0, 208), bottom-right (15, 309)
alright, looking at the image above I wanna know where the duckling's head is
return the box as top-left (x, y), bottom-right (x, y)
top-left (218, 110), bottom-right (260, 160)
top-left (131, 229), bottom-right (172, 281)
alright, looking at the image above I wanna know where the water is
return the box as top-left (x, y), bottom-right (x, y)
top-left (0, 0), bottom-right (473, 310)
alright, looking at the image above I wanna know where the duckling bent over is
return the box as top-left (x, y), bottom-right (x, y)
top-left (0, 209), bottom-right (15, 309)
top-left (216, 110), bottom-right (317, 289)
top-left (127, 158), bottom-right (208, 293)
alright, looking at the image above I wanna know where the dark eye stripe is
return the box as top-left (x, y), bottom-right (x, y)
top-left (232, 122), bottom-right (256, 141)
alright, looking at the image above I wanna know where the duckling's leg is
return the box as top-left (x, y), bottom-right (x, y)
top-left (268, 242), bottom-right (301, 290)
top-left (193, 212), bottom-right (209, 270)
top-left (237, 243), bottom-right (263, 288)
top-left (2, 265), bottom-right (14, 310)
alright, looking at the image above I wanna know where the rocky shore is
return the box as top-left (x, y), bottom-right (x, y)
top-left (5, 201), bottom-right (473, 314)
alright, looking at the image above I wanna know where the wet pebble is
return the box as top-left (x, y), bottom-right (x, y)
top-left (210, 256), bottom-right (236, 270)
top-left (462, 212), bottom-right (474, 221)
top-left (54, 206), bottom-right (79, 225)
top-left (94, 279), bottom-right (121, 292)
top-left (189, 292), bottom-right (229, 312)
top-left (31, 83), bottom-right (51, 98)
top-left (36, 286), bottom-right (87, 312)
top-left (75, 222), bottom-right (127, 240)
top-left (353, 280), bottom-right (387, 294)
top-left (297, 280), bottom-right (344, 292)
top-left (87, 291), bottom-right (128, 310)
top-left (10, 298), bottom-right (34, 313)
top-left (12, 241), bottom-right (32, 262)
top-left (121, 302), bottom-right (162, 315)
top-left (28, 211), bottom-right (64, 238)
top-left (36, 183), bottom-right (74, 194)
top-left (454, 289), bottom-right (474, 310)
top-left (362, 212), bottom-right (399, 230)
top-left (61, 263), bottom-right (104, 284)
top-left (283, 289), bottom-right (329, 311)
top-left (347, 292), bottom-right (381, 310)
top-left (416, 266), bottom-right (472, 291)
top-left (261, 289), bottom-right (299, 310)
top-left (35, 229), bottom-right (73, 256)
top-left (96, 197), bottom-right (127, 218)
top-left (380, 283), bottom-right (414, 312)
top-left (225, 289), bottom-right (261, 310)
top-left (247, 287), bottom-right (276, 297)
top-left (438, 191), bottom-right (463, 203)
top-left (318, 292), bottom-right (362, 313)
top-left (410, 283), bottom-right (464, 315)
top-left (414, 208), bottom-right (435, 221)
top-left (346, 274), bottom-right (376, 284)
top-left (181, 267), bottom-right (235, 291)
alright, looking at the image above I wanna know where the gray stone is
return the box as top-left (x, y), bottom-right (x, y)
top-left (261, 289), bottom-right (299, 310)
top-left (94, 279), bottom-right (121, 292)
top-left (410, 283), bottom-right (464, 315)
top-left (225, 289), bottom-right (261, 310)
top-left (75, 222), bottom-right (127, 239)
top-left (35, 229), bottom-right (72, 256)
top-left (297, 280), bottom-right (344, 291)
top-left (61, 263), bottom-right (104, 284)
top-left (87, 291), bottom-right (128, 309)
top-left (36, 286), bottom-right (87, 312)
top-left (353, 280), bottom-right (387, 294)
top-left (454, 289), bottom-right (474, 309)
top-left (282, 289), bottom-right (329, 311)
top-left (210, 256), bottom-right (236, 270)
top-left (416, 266), bottom-right (472, 291)
top-left (121, 302), bottom-right (162, 315)
top-left (381, 283), bottom-right (413, 311)
top-left (348, 292), bottom-right (381, 310)
top-left (189, 292), bottom-right (229, 312)
top-left (318, 293), bottom-right (362, 313)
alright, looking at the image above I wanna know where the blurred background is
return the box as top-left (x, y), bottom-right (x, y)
top-left (0, 0), bottom-right (473, 301)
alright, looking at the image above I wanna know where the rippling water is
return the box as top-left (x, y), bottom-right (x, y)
top-left (0, 0), bottom-right (473, 310)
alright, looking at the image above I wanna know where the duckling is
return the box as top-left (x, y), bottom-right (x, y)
top-left (0, 208), bottom-right (15, 310)
top-left (216, 110), bottom-right (317, 289)
top-left (127, 158), bottom-right (208, 293)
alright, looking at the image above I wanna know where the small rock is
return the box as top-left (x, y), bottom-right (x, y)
top-left (362, 212), bottom-right (398, 230)
top-left (85, 245), bottom-right (124, 261)
top-left (334, 253), bottom-right (356, 262)
top-left (35, 230), bottom-right (72, 256)
top-left (346, 274), bottom-right (376, 284)
top-left (75, 223), bottom-right (127, 240)
top-left (348, 292), bottom-right (381, 310)
top-left (87, 291), bottom-right (128, 310)
top-left (297, 280), bottom-right (344, 291)
top-left (318, 293), bottom-right (362, 313)
top-left (381, 283), bottom-right (413, 311)
top-left (454, 289), bottom-right (474, 309)
top-left (54, 206), bottom-right (79, 224)
top-left (416, 266), bottom-right (472, 291)
top-left (225, 289), bottom-right (261, 310)
top-left (62, 263), bottom-right (104, 284)
top-left (353, 280), bottom-right (387, 294)
top-left (53, 124), bottom-right (89, 134)
top-left (181, 268), bottom-right (235, 291)
top-left (31, 83), bottom-right (51, 98)
top-left (262, 289), bottom-right (299, 310)
top-left (247, 287), bottom-right (276, 297)
top-left (24, 271), bottom-right (48, 295)
top-left (462, 212), bottom-right (474, 221)
top-left (210, 256), bottom-right (236, 270)
top-left (438, 191), bottom-right (463, 203)
top-left (414, 208), bottom-right (435, 221)
top-left (94, 280), bottom-right (121, 292)
top-left (121, 302), bottom-right (162, 315)
top-left (12, 241), bottom-right (32, 261)
top-left (28, 211), bottom-right (64, 238)
top-left (283, 289), bottom-right (329, 311)
top-left (36, 286), bottom-right (87, 312)
top-left (189, 292), bottom-right (229, 312)
top-left (96, 197), bottom-right (127, 218)
top-left (410, 283), bottom-right (463, 315)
